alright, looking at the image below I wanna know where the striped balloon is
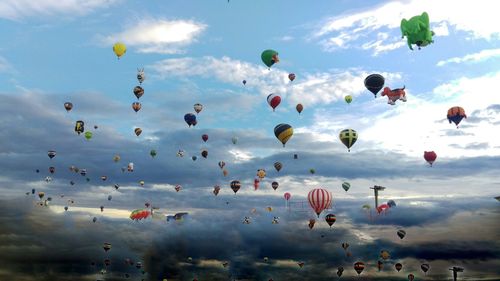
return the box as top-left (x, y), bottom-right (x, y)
top-left (267, 94), bottom-right (281, 111)
top-left (307, 188), bottom-right (332, 217)
top-left (342, 182), bottom-right (350, 192)
top-left (274, 123), bottom-right (293, 147)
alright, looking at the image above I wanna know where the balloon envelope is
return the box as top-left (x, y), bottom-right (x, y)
top-left (364, 74), bottom-right (385, 97)
top-left (274, 124), bottom-right (293, 147)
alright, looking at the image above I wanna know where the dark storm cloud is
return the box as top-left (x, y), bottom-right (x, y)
top-left (2, 90), bottom-right (500, 211)
top-left (1, 194), bottom-right (499, 281)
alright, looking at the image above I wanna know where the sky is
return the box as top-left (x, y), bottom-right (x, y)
top-left (0, 0), bottom-right (499, 280)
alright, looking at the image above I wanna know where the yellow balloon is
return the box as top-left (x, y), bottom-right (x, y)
top-left (113, 42), bottom-right (127, 59)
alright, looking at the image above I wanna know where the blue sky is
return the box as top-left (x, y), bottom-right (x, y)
top-left (0, 1), bottom-right (499, 280)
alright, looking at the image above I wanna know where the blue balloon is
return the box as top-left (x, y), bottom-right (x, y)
top-left (192, 156), bottom-right (197, 161)
top-left (184, 113), bottom-right (197, 127)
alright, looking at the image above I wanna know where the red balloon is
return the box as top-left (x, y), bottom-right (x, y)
top-left (267, 94), bottom-right (281, 112)
top-left (308, 188), bottom-right (332, 217)
top-left (202, 134), bottom-right (208, 142)
top-left (424, 151), bottom-right (437, 166)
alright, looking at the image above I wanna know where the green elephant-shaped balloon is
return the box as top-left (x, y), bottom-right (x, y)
top-left (401, 12), bottom-right (434, 50)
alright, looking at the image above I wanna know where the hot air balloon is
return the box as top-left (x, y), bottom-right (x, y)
top-left (294, 154), bottom-right (298, 159)
top-left (175, 185), bottom-right (181, 192)
top-left (202, 134), bottom-right (208, 142)
top-left (397, 229), bottom-right (406, 239)
top-left (64, 102), bottom-right (73, 112)
top-left (257, 169), bottom-right (266, 179)
top-left (64, 206), bottom-right (68, 211)
top-left (100, 206), bottom-right (104, 212)
top-left (284, 192), bottom-right (291, 201)
top-left (230, 180), bottom-right (241, 194)
top-left (113, 42), bottom-right (126, 59)
top-left (94, 125), bottom-right (98, 129)
top-left (150, 149), bottom-right (157, 158)
top-left (308, 188), bottom-right (332, 217)
top-left (288, 73), bottom-right (296, 81)
top-left (177, 149), bottom-right (185, 157)
top-left (325, 214), bottom-right (336, 227)
top-left (201, 150), bottom-right (208, 158)
top-left (134, 128), bottom-right (142, 136)
top-left (49, 166), bottom-right (55, 174)
top-left (421, 263), bottom-right (430, 274)
top-left (254, 178), bottom-right (260, 190)
top-left (113, 154), bottom-right (121, 162)
top-left (100, 176), bottom-right (107, 181)
top-left (339, 129), bottom-right (357, 152)
top-left (354, 262), bottom-right (365, 275)
top-left (103, 242), bottom-right (112, 252)
top-left (242, 80), bottom-right (246, 85)
top-left (423, 151), bottom-right (437, 166)
top-left (408, 274), bottom-right (415, 281)
top-left (364, 74), bottom-right (385, 97)
top-left (337, 266), bottom-right (344, 277)
top-left (345, 95), bottom-right (352, 104)
top-left (296, 104), bottom-right (303, 114)
top-left (380, 250), bottom-right (390, 260)
top-left (263, 257), bottom-right (269, 262)
top-left (47, 150), bottom-right (56, 159)
top-left (133, 86), bottom-right (144, 99)
top-left (192, 155), bottom-right (197, 161)
top-left (75, 120), bottom-right (84, 135)
top-left (274, 124), bottom-right (293, 147)
top-left (213, 185), bottom-right (221, 196)
top-left (342, 242), bottom-right (349, 251)
top-left (93, 217), bottom-right (97, 223)
top-left (395, 263), bottom-right (403, 272)
top-left (114, 184), bottom-right (119, 190)
top-left (38, 192), bottom-right (45, 199)
top-left (271, 181), bottom-right (279, 190)
top-left (271, 162), bottom-right (282, 173)
top-left (382, 86), bottom-right (407, 105)
top-left (261, 49), bottom-right (279, 68)
top-left (130, 209), bottom-right (151, 221)
top-left (377, 203), bottom-right (390, 214)
top-left (308, 219), bottom-right (316, 230)
top-left (387, 200), bottom-right (397, 208)
top-left (193, 103), bottom-right (203, 114)
top-left (132, 102), bottom-right (142, 112)
top-left (309, 168), bottom-right (315, 174)
top-left (139, 180), bottom-right (145, 186)
top-left (84, 131), bottom-right (92, 140)
top-left (342, 182), bottom-right (350, 192)
top-left (401, 12), bottom-right (434, 50)
top-left (297, 262), bottom-right (305, 268)
top-left (232, 136), bottom-right (238, 144)
top-left (222, 169), bottom-right (229, 177)
top-left (184, 113), bottom-right (197, 127)
top-left (107, 195), bottom-right (112, 201)
top-left (267, 94), bottom-right (281, 111)
top-left (447, 106), bottom-right (466, 128)
top-left (127, 162), bottom-right (134, 172)
top-left (137, 68), bottom-right (145, 84)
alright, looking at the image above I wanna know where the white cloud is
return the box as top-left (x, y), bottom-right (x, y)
top-left (436, 48), bottom-right (500, 66)
top-left (102, 18), bottom-right (207, 54)
top-left (0, 56), bottom-right (11, 72)
top-left (303, 71), bottom-right (500, 158)
top-left (0, 0), bottom-right (117, 21)
top-left (312, 0), bottom-right (500, 54)
top-left (149, 56), bottom-right (402, 107)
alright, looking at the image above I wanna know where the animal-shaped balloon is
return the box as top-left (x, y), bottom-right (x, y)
top-left (401, 12), bottom-right (434, 50)
top-left (137, 68), bottom-right (145, 84)
top-left (381, 86), bottom-right (407, 105)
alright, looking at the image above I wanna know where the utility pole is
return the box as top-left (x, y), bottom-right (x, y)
top-left (370, 185), bottom-right (386, 209)
top-left (449, 267), bottom-right (464, 281)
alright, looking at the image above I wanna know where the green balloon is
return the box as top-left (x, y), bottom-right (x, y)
top-left (345, 95), bottom-right (352, 104)
top-left (261, 49), bottom-right (279, 68)
top-left (84, 131), bottom-right (93, 140)
top-left (401, 12), bottom-right (434, 50)
top-left (150, 149), bottom-right (157, 158)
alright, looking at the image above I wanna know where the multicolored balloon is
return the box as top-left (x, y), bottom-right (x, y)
top-left (267, 94), bottom-right (281, 112)
top-left (308, 188), bottom-right (332, 217)
top-left (339, 129), bottom-right (358, 152)
top-left (274, 124), bottom-right (293, 147)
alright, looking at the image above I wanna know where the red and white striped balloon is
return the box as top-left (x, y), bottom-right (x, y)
top-left (267, 94), bottom-right (281, 112)
top-left (307, 188), bottom-right (332, 217)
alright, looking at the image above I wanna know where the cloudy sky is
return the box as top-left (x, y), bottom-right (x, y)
top-left (0, 0), bottom-right (499, 280)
